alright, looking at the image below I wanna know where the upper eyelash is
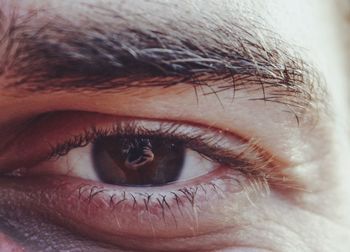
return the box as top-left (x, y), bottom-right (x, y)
top-left (47, 120), bottom-right (279, 183)
top-left (49, 121), bottom-right (241, 162)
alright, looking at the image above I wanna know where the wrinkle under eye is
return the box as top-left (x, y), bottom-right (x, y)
top-left (93, 136), bottom-right (185, 186)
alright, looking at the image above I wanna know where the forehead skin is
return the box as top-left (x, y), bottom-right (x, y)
top-left (0, 0), bottom-right (350, 251)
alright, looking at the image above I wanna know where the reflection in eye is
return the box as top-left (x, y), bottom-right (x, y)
top-left (93, 135), bottom-right (216, 186)
top-left (94, 136), bottom-right (184, 186)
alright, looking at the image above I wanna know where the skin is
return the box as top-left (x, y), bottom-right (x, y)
top-left (0, 0), bottom-right (350, 251)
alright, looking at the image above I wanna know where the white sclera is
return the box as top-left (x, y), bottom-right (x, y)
top-left (176, 149), bottom-right (216, 182)
top-left (65, 145), bottom-right (99, 181)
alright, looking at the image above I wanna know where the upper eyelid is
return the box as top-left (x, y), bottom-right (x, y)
top-left (48, 119), bottom-right (247, 159)
top-left (0, 111), bottom-right (269, 166)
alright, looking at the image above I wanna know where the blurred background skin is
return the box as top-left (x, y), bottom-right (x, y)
top-left (339, 0), bottom-right (350, 105)
top-left (0, 0), bottom-right (350, 251)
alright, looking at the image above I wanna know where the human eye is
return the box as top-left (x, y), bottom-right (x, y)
top-left (4, 0), bottom-right (342, 250)
top-left (0, 111), bottom-right (288, 251)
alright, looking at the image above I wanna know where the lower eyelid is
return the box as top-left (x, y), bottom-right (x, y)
top-left (1, 169), bottom-right (249, 241)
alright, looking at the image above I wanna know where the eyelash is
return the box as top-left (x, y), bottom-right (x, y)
top-left (37, 120), bottom-right (285, 230)
top-left (47, 120), bottom-right (276, 185)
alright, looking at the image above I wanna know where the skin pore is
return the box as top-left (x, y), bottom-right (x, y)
top-left (0, 0), bottom-right (350, 251)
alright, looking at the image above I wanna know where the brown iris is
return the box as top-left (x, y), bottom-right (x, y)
top-left (93, 136), bottom-right (185, 186)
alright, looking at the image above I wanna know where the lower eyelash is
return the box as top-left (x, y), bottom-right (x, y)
top-left (73, 176), bottom-right (244, 229)
top-left (70, 164), bottom-right (270, 226)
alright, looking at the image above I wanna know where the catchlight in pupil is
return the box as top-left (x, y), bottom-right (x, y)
top-left (92, 136), bottom-right (186, 186)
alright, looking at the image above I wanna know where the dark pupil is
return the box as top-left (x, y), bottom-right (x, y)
top-left (93, 136), bottom-right (185, 186)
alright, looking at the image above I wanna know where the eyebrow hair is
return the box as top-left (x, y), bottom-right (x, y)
top-left (0, 2), bottom-right (324, 117)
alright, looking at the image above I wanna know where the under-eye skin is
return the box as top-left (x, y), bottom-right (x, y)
top-left (0, 111), bottom-right (296, 250)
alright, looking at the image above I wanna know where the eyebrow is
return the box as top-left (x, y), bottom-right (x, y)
top-left (0, 2), bottom-right (324, 116)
